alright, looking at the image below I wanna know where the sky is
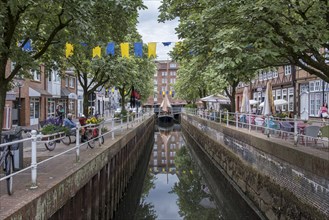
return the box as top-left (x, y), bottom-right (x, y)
top-left (137, 0), bottom-right (179, 60)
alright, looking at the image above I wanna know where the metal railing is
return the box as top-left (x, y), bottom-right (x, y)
top-left (0, 110), bottom-right (154, 194)
top-left (183, 108), bottom-right (329, 149)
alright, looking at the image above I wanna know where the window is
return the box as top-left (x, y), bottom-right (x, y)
top-left (169, 63), bottom-right (176, 68)
top-left (154, 79), bottom-right (157, 85)
top-left (69, 100), bottom-right (75, 113)
top-left (47, 98), bottom-right (55, 117)
top-left (267, 71), bottom-right (272, 80)
top-left (284, 65), bottom-right (292, 75)
top-left (309, 82), bottom-right (315, 92)
top-left (288, 88), bottom-right (294, 112)
top-left (69, 77), bottom-right (75, 88)
top-left (11, 61), bottom-right (16, 72)
top-left (310, 93), bottom-right (321, 116)
top-left (161, 72), bottom-right (167, 76)
top-left (282, 89), bottom-right (287, 111)
top-left (153, 160), bottom-right (157, 166)
top-left (31, 69), bottom-right (40, 81)
top-left (273, 70), bottom-right (278, 78)
top-left (263, 72), bottom-right (267, 80)
top-left (314, 80), bottom-right (321, 91)
top-left (276, 90), bottom-right (281, 100)
top-left (300, 84), bottom-right (309, 93)
top-left (30, 98), bottom-right (40, 119)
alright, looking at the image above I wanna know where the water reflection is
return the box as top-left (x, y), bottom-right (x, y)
top-left (135, 124), bottom-right (221, 219)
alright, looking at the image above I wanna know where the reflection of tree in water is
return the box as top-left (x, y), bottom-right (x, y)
top-left (135, 170), bottom-right (157, 220)
top-left (171, 146), bottom-right (220, 220)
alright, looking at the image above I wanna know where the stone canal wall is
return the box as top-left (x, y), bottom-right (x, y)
top-left (5, 116), bottom-right (155, 220)
top-left (181, 113), bottom-right (329, 220)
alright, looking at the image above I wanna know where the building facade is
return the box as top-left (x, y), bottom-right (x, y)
top-left (145, 60), bottom-right (185, 108)
top-left (236, 65), bottom-right (329, 118)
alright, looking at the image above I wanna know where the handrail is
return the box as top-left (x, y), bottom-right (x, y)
top-left (0, 110), bottom-right (154, 194)
top-left (182, 108), bottom-right (329, 149)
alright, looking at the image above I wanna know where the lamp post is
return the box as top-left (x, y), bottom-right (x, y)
top-left (16, 78), bottom-right (24, 126)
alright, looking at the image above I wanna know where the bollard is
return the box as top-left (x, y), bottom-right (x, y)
top-left (75, 123), bottom-right (80, 162)
top-left (30, 130), bottom-right (38, 189)
top-left (112, 119), bottom-right (114, 140)
top-left (294, 115), bottom-right (298, 145)
top-left (226, 111), bottom-right (229, 126)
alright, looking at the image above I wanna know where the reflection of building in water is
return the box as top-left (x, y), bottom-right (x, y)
top-left (149, 128), bottom-right (184, 174)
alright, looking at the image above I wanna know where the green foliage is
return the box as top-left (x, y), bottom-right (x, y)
top-left (159, 0), bottom-right (329, 82)
top-left (41, 124), bottom-right (69, 135)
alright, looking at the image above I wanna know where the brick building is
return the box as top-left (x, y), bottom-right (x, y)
top-left (144, 60), bottom-right (185, 108)
top-left (4, 61), bottom-right (78, 128)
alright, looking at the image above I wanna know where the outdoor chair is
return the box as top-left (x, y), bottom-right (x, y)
top-left (300, 126), bottom-right (321, 146)
top-left (264, 118), bottom-right (280, 136)
top-left (279, 121), bottom-right (294, 140)
top-left (320, 125), bottom-right (329, 147)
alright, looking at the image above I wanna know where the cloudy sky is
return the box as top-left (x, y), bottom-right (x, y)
top-left (137, 0), bottom-right (179, 60)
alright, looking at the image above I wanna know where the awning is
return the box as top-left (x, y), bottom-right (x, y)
top-left (68, 93), bottom-right (77, 100)
top-left (29, 87), bottom-right (51, 97)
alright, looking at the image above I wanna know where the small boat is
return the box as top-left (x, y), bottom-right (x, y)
top-left (158, 93), bottom-right (174, 124)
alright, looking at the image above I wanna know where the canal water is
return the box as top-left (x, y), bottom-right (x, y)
top-left (115, 123), bottom-right (261, 220)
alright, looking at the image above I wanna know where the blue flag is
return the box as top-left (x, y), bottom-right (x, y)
top-left (106, 42), bottom-right (115, 56)
top-left (162, 42), bottom-right (171, 46)
top-left (21, 39), bottom-right (32, 51)
top-left (134, 42), bottom-right (143, 57)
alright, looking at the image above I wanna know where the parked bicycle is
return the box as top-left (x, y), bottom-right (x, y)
top-left (0, 127), bottom-right (27, 195)
top-left (85, 124), bottom-right (104, 148)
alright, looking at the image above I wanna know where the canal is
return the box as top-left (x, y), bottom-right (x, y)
top-left (114, 123), bottom-right (262, 220)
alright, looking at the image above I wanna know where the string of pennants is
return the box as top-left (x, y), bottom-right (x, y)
top-left (17, 39), bottom-right (177, 58)
top-left (65, 42), bottom-right (176, 58)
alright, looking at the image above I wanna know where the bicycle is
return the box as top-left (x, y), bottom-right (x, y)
top-left (0, 127), bottom-right (27, 195)
top-left (85, 124), bottom-right (104, 149)
top-left (25, 129), bottom-right (58, 151)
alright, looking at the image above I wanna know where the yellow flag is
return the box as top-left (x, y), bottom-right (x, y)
top-left (65, 43), bottom-right (74, 58)
top-left (92, 46), bottom-right (101, 58)
top-left (120, 43), bottom-right (129, 58)
top-left (148, 42), bottom-right (156, 58)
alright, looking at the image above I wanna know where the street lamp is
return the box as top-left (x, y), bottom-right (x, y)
top-left (15, 78), bottom-right (24, 126)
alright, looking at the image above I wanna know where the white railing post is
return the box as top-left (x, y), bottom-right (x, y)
top-left (248, 113), bottom-right (251, 132)
top-left (294, 115), bottom-right (298, 144)
top-left (219, 111), bottom-right (222, 124)
top-left (127, 115), bottom-right (129, 130)
top-left (98, 123), bottom-right (102, 146)
top-left (30, 130), bottom-right (38, 189)
top-left (236, 112), bottom-right (238, 128)
top-left (266, 115), bottom-right (270, 137)
top-left (112, 119), bottom-right (115, 140)
top-left (75, 123), bottom-right (80, 162)
top-left (226, 111), bottom-right (229, 126)
top-left (121, 118), bottom-right (123, 132)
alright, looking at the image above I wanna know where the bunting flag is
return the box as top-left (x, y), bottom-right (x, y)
top-left (120, 43), bottom-right (129, 58)
top-left (162, 42), bottom-right (171, 46)
top-left (148, 42), bottom-right (157, 58)
top-left (22, 39), bottom-right (32, 51)
top-left (65, 43), bottom-right (74, 58)
top-left (134, 42), bottom-right (143, 57)
top-left (80, 42), bottom-right (88, 47)
top-left (92, 46), bottom-right (101, 58)
top-left (106, 42), bottom-right (115, 56)
top-left (111, 88), bottom-right (114, 93)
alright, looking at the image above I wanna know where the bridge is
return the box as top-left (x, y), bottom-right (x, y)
top-left (0, 109), bottom-right (328, 219)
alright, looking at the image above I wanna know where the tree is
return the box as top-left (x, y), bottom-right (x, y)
top-left (160, 0), bottom-right (329, 82)
top-left (0, 0), bottom-right (145, 136)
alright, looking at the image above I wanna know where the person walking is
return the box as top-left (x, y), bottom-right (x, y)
top-left (320, 104), bottom-right (328, 122)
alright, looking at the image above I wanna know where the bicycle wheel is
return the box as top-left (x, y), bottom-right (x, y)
top-left (45, 141), bottom-right (56, 151)
top-left (61, 135), bottom-right (71, 145)
top-left (100, 136), bottom-right (104, 144)
top-left (86, 131), bottom-right (96, 149)
top-left (5, 154), bottom-right (14, 195)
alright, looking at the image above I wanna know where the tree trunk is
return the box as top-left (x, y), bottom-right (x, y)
top-left (83, 89), bottom-right (90, 118)
top-left (0, 81), bottom-right (10, 143)
top-left (119, 86), bottom-right (126, 113)
top-left (230, 88), bottom-right (236, 113)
